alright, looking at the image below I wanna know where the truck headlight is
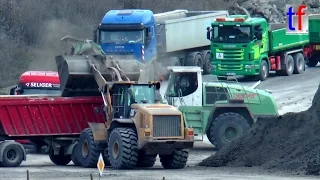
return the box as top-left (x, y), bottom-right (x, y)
top-left (245, 65), bottom-right (255, 69)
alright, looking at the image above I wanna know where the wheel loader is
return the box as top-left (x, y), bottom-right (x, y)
top-left (55, 36), bottom-right (194, 169)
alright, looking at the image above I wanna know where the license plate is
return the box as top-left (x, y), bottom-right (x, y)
top-left (226, 72), bottom-right (236, 76)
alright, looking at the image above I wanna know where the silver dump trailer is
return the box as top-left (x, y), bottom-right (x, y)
top-left (154, 10), bottom-right (229, 74)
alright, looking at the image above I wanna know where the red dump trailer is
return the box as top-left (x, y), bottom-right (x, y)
top-left (0, 95), bottom-right (104, 167)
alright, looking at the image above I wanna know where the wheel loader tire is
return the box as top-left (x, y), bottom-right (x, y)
top-left (77, 128), bottom-right (99, 168)
top-left (209, 112), bottom-right (250, 150)
top-left (185, 52), bottom-right (203, 69)
top-left (0, 142), bottom-right (24, 167)
top-left (201, 50), bottom-right (212, 75)
top-left (283, 55), bottom-right (294, 76)
top-left (49, 147), bottom-right (71, 166)
top-left (159, 149), bottom-right (189, 169)
top-left (103, 147), bottom-right (111, 166)
top-left (136, 151), bottom-right (157, 168)
top-left (71, 144), bottom-right (81, 166)
top-left (306, 57), bottom-right (318, 67)
top-left (108, 128), bottom-right (138, 169)
top-left (293, 53), bottom-right (305, 74)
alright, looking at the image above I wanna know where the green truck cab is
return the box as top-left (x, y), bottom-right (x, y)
top-left (206, 15), bottom-right (309, 81)
top-left (164, 66), bottom-right (279, 150)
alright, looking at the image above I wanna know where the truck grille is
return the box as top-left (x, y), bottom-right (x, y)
top-left (153, 115), bottom-right (181, 137)
top-left (217, 48), bottom-right (244, 70)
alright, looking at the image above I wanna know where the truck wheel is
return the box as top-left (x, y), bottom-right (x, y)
top-left (209, 112), bottom-right (250, 150)
top-left (185, 52), bottom-right (203, 69)
top-left (77, 128), bottom-right (99, 168)
top-left (71, 144), bottom-right (81, 166)
top-left (159, 149), bottom-right (189, 169)
top-left (0, 142), bottom-right (24, 167)
top-left (258, 60), bottom-right (268, 81)
top-left (293, 53), bottom-right (305, 74)
top-left (201, 50), bottom-right (212, 75)
top-left (108, 128), bottom-right (138, 169)
top-left (136, 151), bottom-right (157, 167)
top-left (283, 55), bottom-right (294, 76)
top-left (306, 57), bottom-right (318, 67)
top-left (49, 147), bottom-right (71, 165)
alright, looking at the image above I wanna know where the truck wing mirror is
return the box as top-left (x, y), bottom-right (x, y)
top-left (206, 27), bottom-right (211, 40)
top-left (15, 87), bottom-right (23, 94)
top-left (148, 32), bottom-right (152, 40)
top-left (9, 87), bottom-right (17, 95)
top-left (93, 29), bottom-right (98, 43)
top-left (256, 32), bottom-right (262, 40)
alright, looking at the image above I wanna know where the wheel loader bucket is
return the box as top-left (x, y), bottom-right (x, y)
top-left (56, 55), bottom-right (142, 97)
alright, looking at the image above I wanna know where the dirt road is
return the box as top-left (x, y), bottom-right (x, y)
top-left (1, 67), bottom-right (320, 180)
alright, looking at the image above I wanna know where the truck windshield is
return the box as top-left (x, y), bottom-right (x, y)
top-left (20, 89), bottom-right (61, 95)
top-left (128, 85), bottom-right (155, 104)
top-left (212, 25), bottom-right (252, 43)
top-left (165, 72), bottom-right (198, 97)
top-left (100, 30), bottom-right (144, 44)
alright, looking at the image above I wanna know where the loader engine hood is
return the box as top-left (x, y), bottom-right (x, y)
top-left (131, 103), bottom-right (182, 116)
top-left (100, 43), bottom-right (143, 61)
top-left (209, 82), bottom-right (279, 116)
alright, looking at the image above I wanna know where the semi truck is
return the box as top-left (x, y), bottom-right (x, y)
top-left (206, 15), bottom-right (310, 81)
top-left (306, 14), bottom-right (320, 67)
top-left (10, 71), bottom-right (61, 152)
top-left (164, 66), bottom-right (279, 150)
top-left (92, 9), bottom-right (229, 77)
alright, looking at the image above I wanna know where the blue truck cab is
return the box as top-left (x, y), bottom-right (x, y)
top-left (93, 9), bottom-right (157, 62)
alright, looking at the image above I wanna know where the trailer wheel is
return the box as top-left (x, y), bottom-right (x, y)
top-left (257, 60), bottom-right (268, 81)
top-left (71, 144), bottom-right (81, 166)
top-left (108, 128), bottom-right (138, 169)
top-left (0, 143), bottom-right (24, 167)
top-left (209, 112), bottom-right (250, 150)
top-left (159, 149), bottom-right (189, 169)
top-left (49, 147), bottom-right (71, 165)
top-left (136, 151), bottom-right (157, 167)
top-left (306, 57), bottom-right (319, 67)
top-left (185, 52), bottom-right (203, 69)
top-left (293, 53), bottom-right (305, 74)
top-left (201, 50), bottom-right (212, 75)
top-left (77, 128), bottom-right (100, 168)
top-left (283, 55), bottom-right (294, 76)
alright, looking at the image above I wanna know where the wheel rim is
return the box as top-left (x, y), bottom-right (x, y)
top-left (262, 64), bottom-right (267, 78)
top-left (82, 140), bottom-right (89, 158)
top-left (206, 60), bottom-right (213, 72)
top-left (7, 149), bottom-right (17, 162)
top-left (288, 59), bottom-right (293, 72)
top-left (222, 126), bottom-right (238, 142)
top-left (298, 58), bottom-right (304, 70)
top-left (112, 141), bottom-right (120, 159)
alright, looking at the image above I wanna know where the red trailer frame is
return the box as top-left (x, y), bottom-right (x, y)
top-left (0, 95), bottom-right (105, 167)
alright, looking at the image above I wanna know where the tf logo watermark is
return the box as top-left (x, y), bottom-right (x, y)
top-left (285, 4), bottom-right (308, 35)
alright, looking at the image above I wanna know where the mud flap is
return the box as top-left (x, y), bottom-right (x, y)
top-left (88, 122), bottom-right (108, 142)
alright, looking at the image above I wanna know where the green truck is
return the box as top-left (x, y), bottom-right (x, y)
top-left (306, 14), bottom-right (320, 67)
top-left (164, 66), bottom-right (279, 150)
top-left (206, 15), bottom-right (310, 81)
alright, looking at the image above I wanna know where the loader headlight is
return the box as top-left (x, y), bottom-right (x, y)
top-left (129, 109), bottom-right (137, 117)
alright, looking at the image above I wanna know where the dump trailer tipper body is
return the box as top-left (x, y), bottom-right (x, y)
top-left (207, 15), bottom-right (310, 80)
top-left (0, 95), bottom-right (104, 167)
top-left (305, 14), bottom-right (320, 67)
top-left (93, 9), bottom-right (229, 75)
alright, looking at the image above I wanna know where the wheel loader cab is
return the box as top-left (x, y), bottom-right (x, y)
top-left (110, 83), bottom-right (159, 119)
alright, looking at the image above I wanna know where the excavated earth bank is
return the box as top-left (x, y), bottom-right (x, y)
top-left (199, 84), bottom-right (320, 175)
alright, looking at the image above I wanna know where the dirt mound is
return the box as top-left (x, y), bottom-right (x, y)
top-left (199, 84), bottom-right (320, 175)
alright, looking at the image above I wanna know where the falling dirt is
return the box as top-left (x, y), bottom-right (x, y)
top-left (199, 83), bottom-right (320, 175)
